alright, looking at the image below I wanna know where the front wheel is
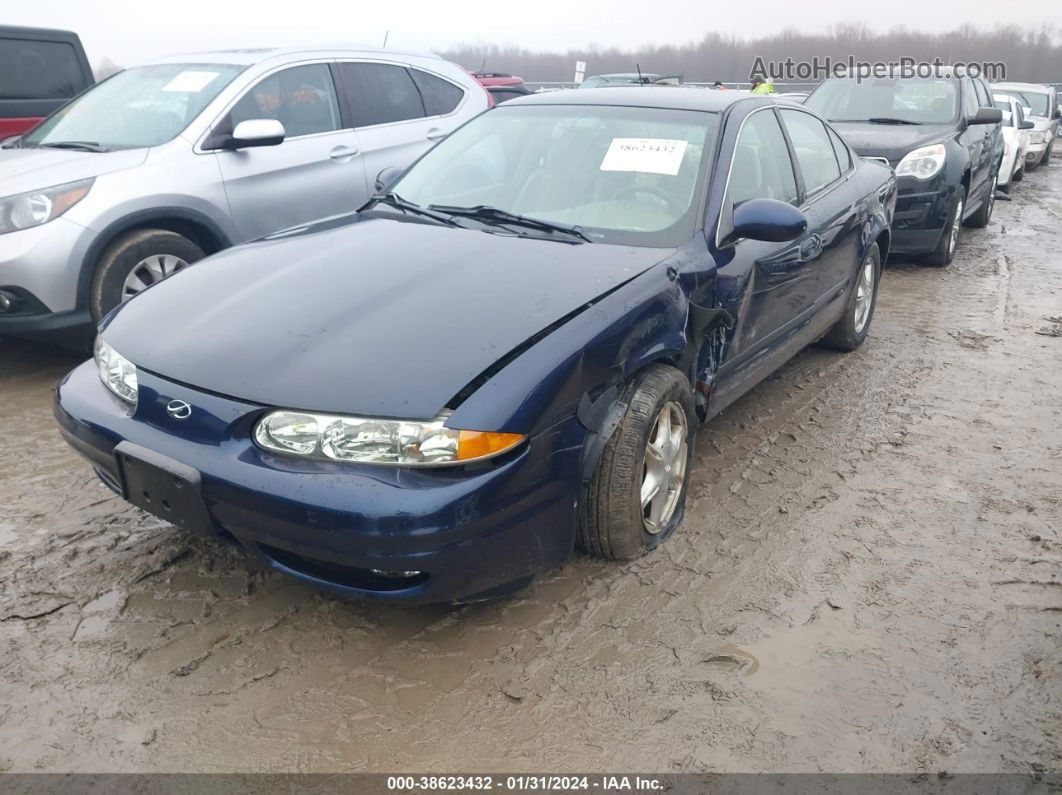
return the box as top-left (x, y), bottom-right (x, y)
top-left (920, 187), bottom-right (965, 267)
top-left (821, 243), bottom-right (881, 352)
top-left (577, 365), bottom-right (695, 561)
top-left (90, 229), bottom-right (205, 321)
top-left (1013, 164), bottom-right (1025, 183)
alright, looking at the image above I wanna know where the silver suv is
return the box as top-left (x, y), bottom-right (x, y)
top-left (0, 47), bottom-right (489, 345)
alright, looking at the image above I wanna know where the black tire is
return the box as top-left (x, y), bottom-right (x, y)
top-left (964, 172), bottom-right (997, 229)
top-left (999, 182), bottom-right (1010, 195)
top-left (821, 243), bottom-right (881, 352)
top-left (90, 229), bottom-right (205, 321)
top-left (577, 365), bottom-right (695, 561)
top-left (920, 186), bottom-right (966, 267)
top-left (1013, 165), bottom-right (1025, 183)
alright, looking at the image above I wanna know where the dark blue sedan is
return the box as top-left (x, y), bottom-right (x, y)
top-left (55, 88), bottom-right (896, 603)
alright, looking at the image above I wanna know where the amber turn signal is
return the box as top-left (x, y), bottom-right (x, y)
top-left (456, 430), bottom-right (525, 461)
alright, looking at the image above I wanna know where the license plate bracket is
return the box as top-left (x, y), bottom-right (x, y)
top-left (115, 441), bottom-right (215, 535)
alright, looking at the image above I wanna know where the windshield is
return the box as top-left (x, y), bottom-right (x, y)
top-left (22, 63), bottom-right (245, 150)
top-left (806, 77), bottom-right (958, 124)
top-left (391, 104), bottom-right (717, 247)
top-left (993, 88), bottom-right (1050, 118)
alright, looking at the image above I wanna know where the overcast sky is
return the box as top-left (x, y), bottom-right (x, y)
top-left (8, 0), bottom-right (1061, 68)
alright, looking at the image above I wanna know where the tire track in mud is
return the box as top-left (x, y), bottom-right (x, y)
top-left (0, 167), bottom-right (1059, 773)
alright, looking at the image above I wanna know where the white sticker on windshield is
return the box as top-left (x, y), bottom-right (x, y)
top-left (162, 71), bottom-right (221, 93)
top-left (600, 138), bottom-right (688, 175)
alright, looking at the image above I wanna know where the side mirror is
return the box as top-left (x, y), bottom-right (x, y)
top-left (1054, 107), bottom-right (1061, 119)
top-left (968, 107), bottom-right (1003, 126)
top-left (230, 119), bottom-right (286, 149)
top-left (730, 198), bottom-right (807, 243)
top-left (374, 166), bottom-right (404, 193)
top-left (1020, 119), bottom-right (1035, 130)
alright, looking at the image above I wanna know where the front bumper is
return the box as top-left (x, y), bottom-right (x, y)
top-left (54, 361), bottom-right (584, 603)
top-left (0, 217), bottom-right (95, 342)
top-left (1026, 141), bottom-right (1048, 165)
top-left (888, 181), bottom-right (956, 255)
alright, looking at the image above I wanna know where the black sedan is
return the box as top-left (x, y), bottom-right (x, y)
top-left (55, 88), bottom-right (896, 603)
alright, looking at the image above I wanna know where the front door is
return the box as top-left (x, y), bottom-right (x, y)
top-left (213, 62), bottom-right (365, 242)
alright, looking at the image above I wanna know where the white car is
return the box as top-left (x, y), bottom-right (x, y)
top-left (993, 94), bottom-right (1033, 191)
top-left (991, 82), bottom-right (1059, 170)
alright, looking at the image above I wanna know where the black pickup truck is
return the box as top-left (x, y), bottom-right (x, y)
top-left (0, 26), bottom-right (94, 141)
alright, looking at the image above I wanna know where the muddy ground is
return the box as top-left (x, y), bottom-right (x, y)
top-left (1, 163), bottom-right (1060, 775)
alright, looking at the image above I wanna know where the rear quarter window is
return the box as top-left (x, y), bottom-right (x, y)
top-left (0, 38), bottom-right (85, 100)
top-left (409, 69), bottom-right (464, 116)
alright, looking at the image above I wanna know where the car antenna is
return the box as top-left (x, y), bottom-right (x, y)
top-left (636, 63), bottom-right (644, 84)
top-left (382, 30), bottom-right (389, 48)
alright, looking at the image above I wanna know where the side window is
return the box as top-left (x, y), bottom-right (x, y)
top-left (962, 79), bottom-right (979, 117)
top-left (339, 62), bottom-right (426, 127)
top-left (409, 69), bottom-right (464, 116)
top-left (0, 38), bottom-right (84, 100)
top-left (779, 109), bottom-right (842, 196)
top-left (827, 127), bottom-right (852, 172)
top-left (728, 110), bottom-right (799, 207)
top-left (228, 64), bottom-right (340, 137)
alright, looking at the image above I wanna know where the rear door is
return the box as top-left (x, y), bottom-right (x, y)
top-left (335, 60), bottom-right (466, 192)
top-left (211, 62), bottom-right (364, 241)
top-left (0, 32), bottom-right (93, 137)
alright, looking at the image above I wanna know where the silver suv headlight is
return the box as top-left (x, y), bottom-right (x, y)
top-left (254, 410), bottom-right (525, 467)
top-left (895, 144), bottom-right (946, 180)
top-left (94, 337), bottom-right (138, 405)
top-left (0, 178), bottom-right (94, 235)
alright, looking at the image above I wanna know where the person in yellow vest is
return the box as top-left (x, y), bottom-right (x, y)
top-left (751, 76), bottom-right (775, 95)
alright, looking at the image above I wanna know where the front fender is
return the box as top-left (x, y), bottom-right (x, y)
top-left (447, 261), bottom-right (692, 437)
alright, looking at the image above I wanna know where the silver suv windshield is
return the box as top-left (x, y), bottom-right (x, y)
top-left (391, 104), bottom-right (717, 247)
top-left (21, 63), bottom-right (245, 151)
top-left (806, 77), bottom-right (959, 125)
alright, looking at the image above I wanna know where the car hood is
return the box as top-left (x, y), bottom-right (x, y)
top-left (0, 147), bottom-right (147, 196)
top-left (103, 215), bottom-right (672, 420)
top-left (830, 122), bottom-right (954, 163)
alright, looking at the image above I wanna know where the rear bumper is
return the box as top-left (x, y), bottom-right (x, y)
top-left (54, 361), bottom-right (584, 603)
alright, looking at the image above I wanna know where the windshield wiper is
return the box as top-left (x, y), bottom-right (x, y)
top-left (365, 192), bottom-right (463, 227)
top-left (865, 117), bottom-right (919, 125)
top-left (39, 141), bottom-right (109, 152)
top-left (427, 204), bottom-right (592, 243)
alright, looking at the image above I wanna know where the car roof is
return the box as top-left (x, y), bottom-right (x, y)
top-left (993, 82), bottom-right (1053, 93)
top-left (504, 86), bottom-right (768, 112)
top-left (0, 24), bottom-right (81, 40)
top-left (143, 45), bottom-right (443, 67)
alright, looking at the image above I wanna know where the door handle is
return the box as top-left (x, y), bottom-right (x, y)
top-left (425, 128), bottom-right (447, 141)
top-left (329, 146), bottom-right (359, 160)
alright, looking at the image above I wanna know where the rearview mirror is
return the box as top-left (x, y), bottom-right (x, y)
top-left (968, 107), bottom-right (1003, 126)
top-left (730, 198), bottom-right (808, 243)
top-left (374, 166), bottom-right (404, 193)
top-left (230, 119), bottom-right (286, 149)
top-left (1020, 119), bottom-right (1035, 130)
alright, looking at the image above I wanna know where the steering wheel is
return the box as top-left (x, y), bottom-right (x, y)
top-left (611, 184), bottom-right (684, 215)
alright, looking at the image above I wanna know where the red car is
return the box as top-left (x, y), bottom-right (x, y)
top-left (0, 26), bottom-right (94, 140)
top-left (472, 70), bottom-right (524, 88)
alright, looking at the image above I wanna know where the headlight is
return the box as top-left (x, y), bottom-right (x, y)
top-left (254, 409), bottom-right (525, 467)
top-left (895, 144), bottom-right (946, 180)
top-left (0, 178), bottom-right (93, 235)
top-left (1029, 132), bottom-right (1046, 144)
top-left (94, 337), bottom-right (138, 405)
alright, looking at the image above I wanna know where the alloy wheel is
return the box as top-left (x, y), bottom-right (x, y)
top-left (122, 254), bottom-right (190, 302)
top-left (853, 256), bottom-right (875, 333)
top-left (641, 401), bottom-right (688, 534)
